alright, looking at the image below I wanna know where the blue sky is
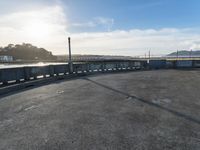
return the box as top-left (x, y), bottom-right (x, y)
top-left (65, 0), bottom-right (200, 31)
top-left (0, 0), bottom-right (200, 56)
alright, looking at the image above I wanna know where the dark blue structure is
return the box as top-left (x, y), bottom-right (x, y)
top-left (148, 60), bottom-right (166, 69)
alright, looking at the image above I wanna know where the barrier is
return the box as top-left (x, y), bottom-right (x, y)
top-left (0, 60), bottom-right (145, 85)
top-left (1, 59), bottom-right (199, 86)
top-left (148, 60), bottom-right (166, 69)
top-left (193, 60), bottom-right (200, 67)
top-left (176, 60), bottom-right (193, 68)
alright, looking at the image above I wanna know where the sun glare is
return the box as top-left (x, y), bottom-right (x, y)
top-left (24, 21), bottom-right (51, 39)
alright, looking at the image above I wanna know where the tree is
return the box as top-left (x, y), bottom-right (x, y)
top-left (0, 43), bottom-right (57, 61)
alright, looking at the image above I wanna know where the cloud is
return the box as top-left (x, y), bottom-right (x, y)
top-left (72, 21), bottom-right (96, 28)
top-left (70, 28), bottom-right (200, 56)
top-left (0, 6), bottom-right (200, 56)
top-left (94, 17), bottom-right (114, 31)
top-left (71, 17), bottom-right (114, 31)
top-left (0, 5), bottom-right (68, 54)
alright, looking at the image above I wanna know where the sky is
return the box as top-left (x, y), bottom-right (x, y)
top-left (0, 0), bottom-right (200, 56)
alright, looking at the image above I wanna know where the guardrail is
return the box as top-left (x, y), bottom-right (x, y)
top-left (0, 60), bottom-right (146, 86)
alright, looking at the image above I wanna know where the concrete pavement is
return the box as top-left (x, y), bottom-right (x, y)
top-left (0, 70), bottom-right (200, 150)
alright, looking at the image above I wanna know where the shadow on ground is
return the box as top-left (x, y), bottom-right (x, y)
top-left (84, 77), bottom-right (200, 125)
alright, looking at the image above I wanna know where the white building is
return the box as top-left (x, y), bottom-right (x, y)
top-left (0, 55), bottom-right (13, 62)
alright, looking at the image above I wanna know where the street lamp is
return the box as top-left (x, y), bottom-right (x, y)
top-left (68, 37), bottom-right (73, 73)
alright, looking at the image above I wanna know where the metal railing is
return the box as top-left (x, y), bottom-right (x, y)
top-left (1, 59), bottom-right (200, 86)
top-left (0, 60), bottom-right (146, 85)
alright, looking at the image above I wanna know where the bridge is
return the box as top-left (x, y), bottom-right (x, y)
top-left (0, 60), bottom-right (200, 149)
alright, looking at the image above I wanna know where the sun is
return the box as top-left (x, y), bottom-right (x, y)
top-left (24, 21), bottom-right (51, 39)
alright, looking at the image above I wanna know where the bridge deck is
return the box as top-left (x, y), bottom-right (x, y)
top-left (0, 70), bottom-right (200, 150)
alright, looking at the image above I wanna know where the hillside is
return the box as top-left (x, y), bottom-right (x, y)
top-left (0, 43), bottom-right (56, 61)
top-left (168, 50), bottom-right (200, 56)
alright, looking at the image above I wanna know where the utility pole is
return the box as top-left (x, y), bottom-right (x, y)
top-left (190, 49), bottom-right (192, 58)
top-left (68, 37), bottom-right (73, 73)
top-left (148, 50), bottom-right (151, 59)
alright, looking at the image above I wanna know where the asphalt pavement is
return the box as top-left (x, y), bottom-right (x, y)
top-left (0, 70), bottom-right (200, 150)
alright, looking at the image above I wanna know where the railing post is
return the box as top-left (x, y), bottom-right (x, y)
top-left (49, 65), bottom-right (54, 77)
top-left (104, 62), bottom-right (107, 72)
top-left (24, 67), bottom-right (30, 81)
top-left (85, 63), bottom-right (89, 72)
top-left (101, 62), bottom-right (103, 72)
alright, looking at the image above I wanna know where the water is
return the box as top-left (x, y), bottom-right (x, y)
top-left (0, 62), bottom-right (68, 69)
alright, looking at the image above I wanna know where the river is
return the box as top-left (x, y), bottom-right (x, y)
top-left (0, 62), bottom-right (68, 69)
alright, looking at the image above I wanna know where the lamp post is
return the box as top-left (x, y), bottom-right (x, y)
top-left (68, 37), bottom-right (73, 73)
